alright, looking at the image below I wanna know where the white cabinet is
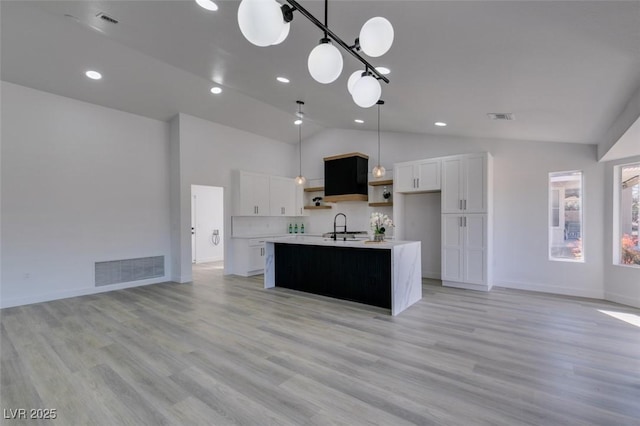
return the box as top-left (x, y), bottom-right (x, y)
top-left (236, 171), bottom-right (303, 217)
top-left (441, 153), bottom-right (489, 213)
top-left (269, 176), bottom-right (297, 216)
top-left (441, 214), bottom-right (487, 286)
top-left (237, 171), bottom-right (270, 216)
top-left (232, 238), bottom-right (267, 276)
top-left (394, 159), bottom-right (441, 193)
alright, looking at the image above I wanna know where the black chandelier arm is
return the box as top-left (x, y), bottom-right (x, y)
top-left (283, 0), bottom-right (390, 84)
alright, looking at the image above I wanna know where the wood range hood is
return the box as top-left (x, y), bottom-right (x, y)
top-left (323, 152), bottom-right (369, 202)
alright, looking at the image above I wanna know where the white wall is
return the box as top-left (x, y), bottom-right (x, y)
top-left (191, 185), bottom-right (224, 263)
top-left (603, 155), bottom-right (640, 308)
top-left (170, 113), bottom-right (296, 281)
top-left (302, 128), bottom-right (606, 298)
top-left (1, 82), bottom-right (171, 308)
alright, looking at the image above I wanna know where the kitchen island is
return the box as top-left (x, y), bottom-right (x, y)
top-left (264, 236), bottom-right (422, 315)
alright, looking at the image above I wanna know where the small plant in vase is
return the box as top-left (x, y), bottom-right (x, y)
top-left (382, 186), bottom-right (391, 202)
top-left (370, 212), bottom-right (393, 242)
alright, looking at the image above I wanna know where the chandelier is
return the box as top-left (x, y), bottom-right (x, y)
top-left (237, 0), bottom-right (393, 108)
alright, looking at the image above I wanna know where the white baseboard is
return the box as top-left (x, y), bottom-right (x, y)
top-left (422, 271), bottom-right (441, 280)
top-left (604, 291), bottom-right (640, 309)
top-left (443, 280), bottom-right (491, 292)
top-left (493, 279), bottom-right (603, 299)
top-left (0, 277), bottom-right (173, 309)
top-left (195, 256), bottom-right (222, 264)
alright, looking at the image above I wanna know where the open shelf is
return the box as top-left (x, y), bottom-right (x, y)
top-left (369, 179), bottom-right (393, 187)
top-left (304, 186), bottom-right (324, 192)
top-left (324, 194), bottom-right (368, 202)
top-left (304, 205), bottom-right (332, 210)
top-left (369, 202), bottom-right (393, 207)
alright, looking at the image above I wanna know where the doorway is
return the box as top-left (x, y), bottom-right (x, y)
top-left (191, 185), bottom-right (224, 269)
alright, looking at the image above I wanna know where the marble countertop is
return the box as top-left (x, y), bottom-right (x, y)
top-left (264, 235), bottom-right (418, 249)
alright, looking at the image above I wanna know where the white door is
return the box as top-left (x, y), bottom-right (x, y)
top-left (441, 157), bottom-right (463, 213)
top-left (191, 185), bottom-right (224, 264)
top-left (239, 172), bottom-right (270, 215)
top-left (463, 214), bottom-right (486, 284)
top-left (395, 163), bottom-right (417, 192)
top-left (416, 159), bottom-right (441, 191)
top-left (441, 214), bottom-right (464, 281)
top-left (269, 176), bottom-right (296, 216)
top-left (464, 155), bottom-right (487, 213)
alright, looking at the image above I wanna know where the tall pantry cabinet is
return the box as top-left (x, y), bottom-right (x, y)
top-left (441, 153), bottom-right (493, 291)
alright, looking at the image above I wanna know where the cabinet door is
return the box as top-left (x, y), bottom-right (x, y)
top-left (394, 163), bottom-right (417, 193)
top-left (416, 159), bottom-right (441, 191)
top-left (463, 214), bottom-right (486, 284)
top-left (248, 245), bottom-right (265, 271)
top-left (463, 155), bottom-right (487, 213)
top-left (294, 184), bottom-right (307, 216)
top-left (269, 176), bottom-right (296, 216)
top-left (441, 157), bottom-right (463, 213)
top-left (441, 214), bottom-right (464, 282)
top-left (239, 172), bottom-right (270, 216)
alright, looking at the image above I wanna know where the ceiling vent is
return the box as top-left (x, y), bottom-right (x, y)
top-left (488, 113), bottom-right (514, 121)
top-left (96, 12), bottom-right (118, 24)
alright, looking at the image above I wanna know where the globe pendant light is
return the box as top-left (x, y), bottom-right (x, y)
top-left (372, 100), bottom-right (386, 178)
top-left (237, 0), bottom-right (286, 47)
top-left (295, 101), bottom-right (306, 186)
top-left (359, 17), bottom-right (394, 58)
top-left (272, 22), bottom-right (290, 45)
top-left (308, 39), bottom-right (343, 84)
top-left (347, 69), bottom-right (364, 94)
top-left (352, 73), bottom-right (381, 108)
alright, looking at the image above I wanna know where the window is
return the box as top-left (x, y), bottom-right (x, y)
top-left (549, 171), bottom-right (583, 261)
top-left (617, 162), bottom-right (639, 266)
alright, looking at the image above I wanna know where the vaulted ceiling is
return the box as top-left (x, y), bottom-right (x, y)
top-left (2, 1), bottom-right (639, 148)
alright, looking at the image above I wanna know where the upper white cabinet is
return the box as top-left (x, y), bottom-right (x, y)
top-left (441, 153), bottom-right (491, 213)
top-left (236, 171), bottom-right (301, 216)
top-left (237, 171), bottom-right (270, 216)
top-left (269, 176), bottom-right (297, 216)
top-left (394, 159), bottom-right (441, 193)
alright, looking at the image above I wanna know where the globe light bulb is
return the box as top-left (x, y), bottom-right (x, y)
top-left (359, 17), bottom-right (394, 57)
top-left (307, 41), bottom-right (343, 84)
top-left (372, 165), bottom-right (386, 178)
top-left (238, 0), bottom-right (285, 47)
top-left (272, 22), bottom-right (290, 45)
top-left (352, 75), bottom-right (381, 108)
top-left (295, 175), bottom-right (307, 185)
top-left (347, 70), bottom-right (364, 94)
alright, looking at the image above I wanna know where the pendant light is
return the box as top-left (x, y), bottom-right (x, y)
top-left (233, 0), bottom-right (393, 107)
top-left (372, 100), bottom-right (386, 178)
top-left (295, 101), bottom-right (307, 185)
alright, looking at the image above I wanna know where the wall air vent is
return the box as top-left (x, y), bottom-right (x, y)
top-left (487, 113), bottom-right (514, 120)
top-left (95, 256), bottom-right (164, 286)
top-left (96, 12), bottom-right (118, 24)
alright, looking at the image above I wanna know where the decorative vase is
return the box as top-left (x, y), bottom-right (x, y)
top-left (374, 233), bottom-right (385, 242)
top-left (382, 186), bottom-right (391, 202)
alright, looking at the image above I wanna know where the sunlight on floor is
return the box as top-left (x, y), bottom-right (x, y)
top-left (598, 309), bottom-right (640, 328)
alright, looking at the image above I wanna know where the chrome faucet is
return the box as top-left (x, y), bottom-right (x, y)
top-left (333, 213), bottom-right (347, 241)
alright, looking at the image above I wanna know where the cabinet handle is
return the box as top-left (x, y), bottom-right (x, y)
top-left (464, 216), bottom-right (467, 227)
top-left (417, 178), bottom-right (419, 188)
top-left (459, 200), bottom-right (462, 210)
top-left (464, 199), bottom-right (467, 210)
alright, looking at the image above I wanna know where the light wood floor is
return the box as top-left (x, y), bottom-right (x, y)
top-left (2, 264), bottom-right (639, 425)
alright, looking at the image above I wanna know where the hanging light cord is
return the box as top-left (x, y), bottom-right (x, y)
top-left (299, 118), bottom-right (303, 176)
top-left (377, 102), bottom-right (381, 168)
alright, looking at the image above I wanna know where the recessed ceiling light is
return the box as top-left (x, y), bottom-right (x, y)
top-left (434, 122), bottom-right (447, 127)
top-left (85, 70), bottom-right (102, 80)
top-left (375, 67), bottom-right (390, 75)
top-left (294, 119), bottom-right (303, 125)
top-left (210, 86), bottom-right (222, 94)
top-left (277, 76), bottom-right (290, 83)
top-left (354, 119), bottom-right (364, 124)
top-left (195, 0), bottom-right (218, 12)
